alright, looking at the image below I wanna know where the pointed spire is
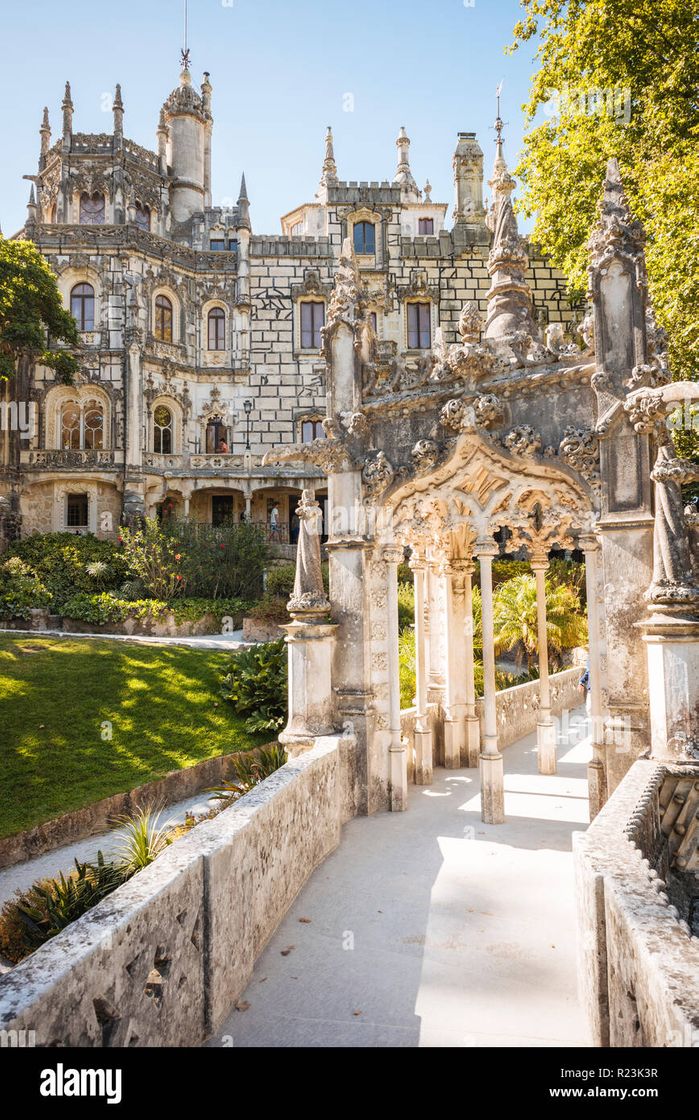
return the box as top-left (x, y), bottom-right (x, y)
top-left (587, 157), bottom-right (645, 267)
top-left (236, 172), bottom-right (250, 230)
top-left (26, 185), bottom-right (37, 225)
top-left (61, 81), bottom-right (73, 151)
top-left (113, 84), bottom-right (124, 147)
top-left (393, 126), bottom-right (419, 200)
top-left (39, 107), bottom-right (51, 168)
top-left (319, 125), bottom-right (338, 188)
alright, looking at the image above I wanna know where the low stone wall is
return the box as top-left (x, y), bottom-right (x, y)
top-left (0, 736), bottom-right (353, 1046)
top-left (0, 744), bottom-right (274, 871)
top-left (574, 759), bottom-right (699, 1047)
top-left (400, 669), bottom-right (581, 767)
top-left (475, 667), bottom-right (580, 748)
top-left (0, 609), bottom-right (245, 638)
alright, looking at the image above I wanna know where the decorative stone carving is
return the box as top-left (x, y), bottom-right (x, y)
top-left (440, 398), bottom-right (469, 432)
top-left (411, 439), bottom-right (440, 476)
top-left (288, 490), bottom-right (331, 616)
top-left (473, 393), bottom-right (505, 429)
top-left (559, 426), bottom-right (600, 484)
top-left (339, 410), bottom-right (369, 440)
top-left (322, 237), bottom-right (363, 355)
top-left (458, 301), bottom-right (482, 344)
top-left (503, 425), bottom-right (542, 458)
top-left (362, 452), bottom-right (395, 499)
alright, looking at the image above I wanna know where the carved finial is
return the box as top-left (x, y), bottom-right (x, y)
top-left (236, 172), bottom-right (251, 230)
top-left (61, 82), bottom-right (73, 150)
top-left (423, 179), bottom-right (432, 202)
top-left (39, 107), bottom-right (51, 164)
top-left (393, 126), bottom-right (420, 200)
top-left (26, 185), bottom-right (37, 224)
top-left (320, 125), bottom-right (338, 187)
top-left (113, 84), bottom-right (124, 144)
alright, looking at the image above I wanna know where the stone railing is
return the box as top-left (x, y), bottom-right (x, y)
top-left (143, 452), bottom-right (246, 472)
top-left (574, 758), bottom-right (699, 1047)
top-left (400, 667), bottom-right (581, 769)
top-left (23, 449), bottom-right (118, 469)
top-left (0, 735), bottom-right (356, 1046)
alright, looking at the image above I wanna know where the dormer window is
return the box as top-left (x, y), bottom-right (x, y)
top-left (418, 218), bottom-right (434, 235)
top-left (291, 222), bottom-right (303, 237)
top-left (210, 237), bottom-right (225, 251)
top-left (407, 302), bottom-right (431, 349)
top-left (79, 193), bottom-right (105, 226)
top-left (353, 221), bottom-right (375, 255)
top-left (135, 203), bottom-right (151, 231)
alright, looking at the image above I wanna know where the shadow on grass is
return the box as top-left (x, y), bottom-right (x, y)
top-left (0, 636), bottom-right (269, 838)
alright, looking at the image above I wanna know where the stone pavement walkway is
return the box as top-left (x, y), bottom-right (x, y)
top-left (211, 715), bottom-right (592, 1048)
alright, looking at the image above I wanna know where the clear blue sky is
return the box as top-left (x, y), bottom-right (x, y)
top-left (0, 0), bottom-right (540, 236)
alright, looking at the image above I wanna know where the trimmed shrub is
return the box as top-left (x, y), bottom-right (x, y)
top-left (221, 639), bottom-right (288, 733)
top-left (0, 557), bottom-right (52, 619)
top-left (60, 593), bottom-right (168, 626)
top-left (265, 563), bottom-right (296, 599)
top-left (164, 519), bottom-right (267, 600)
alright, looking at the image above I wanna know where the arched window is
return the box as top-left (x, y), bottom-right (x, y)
top-left (70, 283), bottom-right (95, 332)
top-left (154, 295), bottom-right (173, 343)
top-left (301, 419), bottom-right (325, 443)
top-left (153, 405), bottom-right (173, 454)
top-left (79, 192), bottom-right (105, 225)
top-left (60, 402), bottom-right (81, 449)
top-left (353, 221), bottom-right (375, 254)
top-left (134, 203), bottom-right (151, 231)
top-left (207, 308), bottom-right (226, 351)
top-left (83, 401), bottom-right (104, 450)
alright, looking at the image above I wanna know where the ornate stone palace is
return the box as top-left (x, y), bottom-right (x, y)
top-left (0, 62), bottom-right (577, 545)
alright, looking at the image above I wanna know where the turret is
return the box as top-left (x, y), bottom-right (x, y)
top-left (236, 172), bottom-right (251, 230)
top-left (452, 131), bottom-right (484, 224)
top-left (393, 126), bottom-right (420, 201)
top-left (162, 60), bottom-right (212, 225)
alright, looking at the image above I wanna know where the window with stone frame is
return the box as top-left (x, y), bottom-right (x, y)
top-left (210, 237), bottom-right (225, 251)
top-left (207, 307), bottom-right (226, 351)
top-left (79, 193), bottom-right (105, 225)
top-left (407, 301), bottom-right (431, 349)
top-left (418, 218), bottom-right (434, 235)
top-left (153, 404), bottom-right (173, 454)
top-left (154, 295), bottom-right (174, 343)
top-left (60, 399), bottom-right (105, 451)
top-left (353, 221), bottom-right (376, 255)
top-left (301, 418), bottom-right (326, 443)
top-left (83, 400), bottom-right (104, 450)
top-left (70, 283), bottom-right (95, 332)
top-left (228, 238), bottom-right (238, 253)
top-left (66, 492), bottom-right (89, 528)
top-left (135, 203), bottom-right (151, 231)
top-left (300, 301), bottom-right (325, 350)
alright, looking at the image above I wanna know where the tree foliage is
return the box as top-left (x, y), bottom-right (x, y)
top-left (509, 0), bottom-right (699, 385)
top-left (493, 573), bottom-right (588, 669)
top-left (0, 238), bottom-right (80, 382)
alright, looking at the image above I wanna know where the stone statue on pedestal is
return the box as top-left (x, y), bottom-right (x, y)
top-left (288, 490), bottom-right (330, 617)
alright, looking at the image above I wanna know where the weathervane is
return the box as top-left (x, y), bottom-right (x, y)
top-left (493, 80), bottom-right (507, 146)
top-left (180, 0), bottom-right (190, 70)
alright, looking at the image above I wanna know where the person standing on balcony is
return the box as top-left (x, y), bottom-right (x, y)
top-left (218, 438), bottom-right (229, 454)
top-left (270, 502), bottom-right (280, 538)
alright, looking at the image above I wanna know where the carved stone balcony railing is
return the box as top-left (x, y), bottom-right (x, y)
top-left (143, 453), bottom-right (246, 472)
top-left (23, 449), bottom-right (119, 470)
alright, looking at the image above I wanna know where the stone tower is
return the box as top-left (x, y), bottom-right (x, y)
top-left (162, 63), bottom-right (213, 227)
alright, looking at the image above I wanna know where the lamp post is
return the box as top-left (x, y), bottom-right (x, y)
top-left (243, 398), bottom-right (253, 451)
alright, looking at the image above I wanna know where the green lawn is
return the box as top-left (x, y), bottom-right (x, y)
top-left (0, 636), bottom-right (267, 839)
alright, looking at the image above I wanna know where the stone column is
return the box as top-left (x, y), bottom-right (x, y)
top-left (463, 559), bottom-right (481, 767)
top-left (279, 491), bottom-right (337, 754)
top-left (477, 539), bottom-right (505, 823)
top-left (444, 559), bottom-right (468, 768)
top-left (532, 555), bottom-right (557, 774)
top-left (410, 546), bottom-right (433, 785)
top-left (579, 533), bottom-right (607, 816)
top-left (427, 557), bottom-right (448, 704)
top-left (385, 545), bottom-right (408, 810)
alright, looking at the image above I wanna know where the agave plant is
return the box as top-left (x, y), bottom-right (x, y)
top-left (113, 806), bottom-right (171, 874)
top-left (209, 744), bottom-right (288, 802)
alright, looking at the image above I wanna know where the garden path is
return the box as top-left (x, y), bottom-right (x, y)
top-left (211, 712), bottom-right (592, 1048)
top-left (0, 626), bottom-right (248, 650)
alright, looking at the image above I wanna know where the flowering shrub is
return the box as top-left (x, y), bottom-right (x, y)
top-left (117, 518), bottom-right (187, 599)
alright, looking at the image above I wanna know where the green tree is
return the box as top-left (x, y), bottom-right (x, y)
top-left (493, 574), bottom-right (587, 670)
top-left (0, 238), bottom-right (80, 383)
top-left (509, 0), bottom-right (699, 396)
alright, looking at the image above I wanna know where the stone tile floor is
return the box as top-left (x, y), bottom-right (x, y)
top-left (211, 714), bottom-right (592, 1048)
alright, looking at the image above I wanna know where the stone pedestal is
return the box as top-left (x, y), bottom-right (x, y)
top-left (480, 752), bottom-right (505, 825)
top-left (279, 616), bottom-right (337, 754)
top-left (641, 608), bottom-right (699, 761)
